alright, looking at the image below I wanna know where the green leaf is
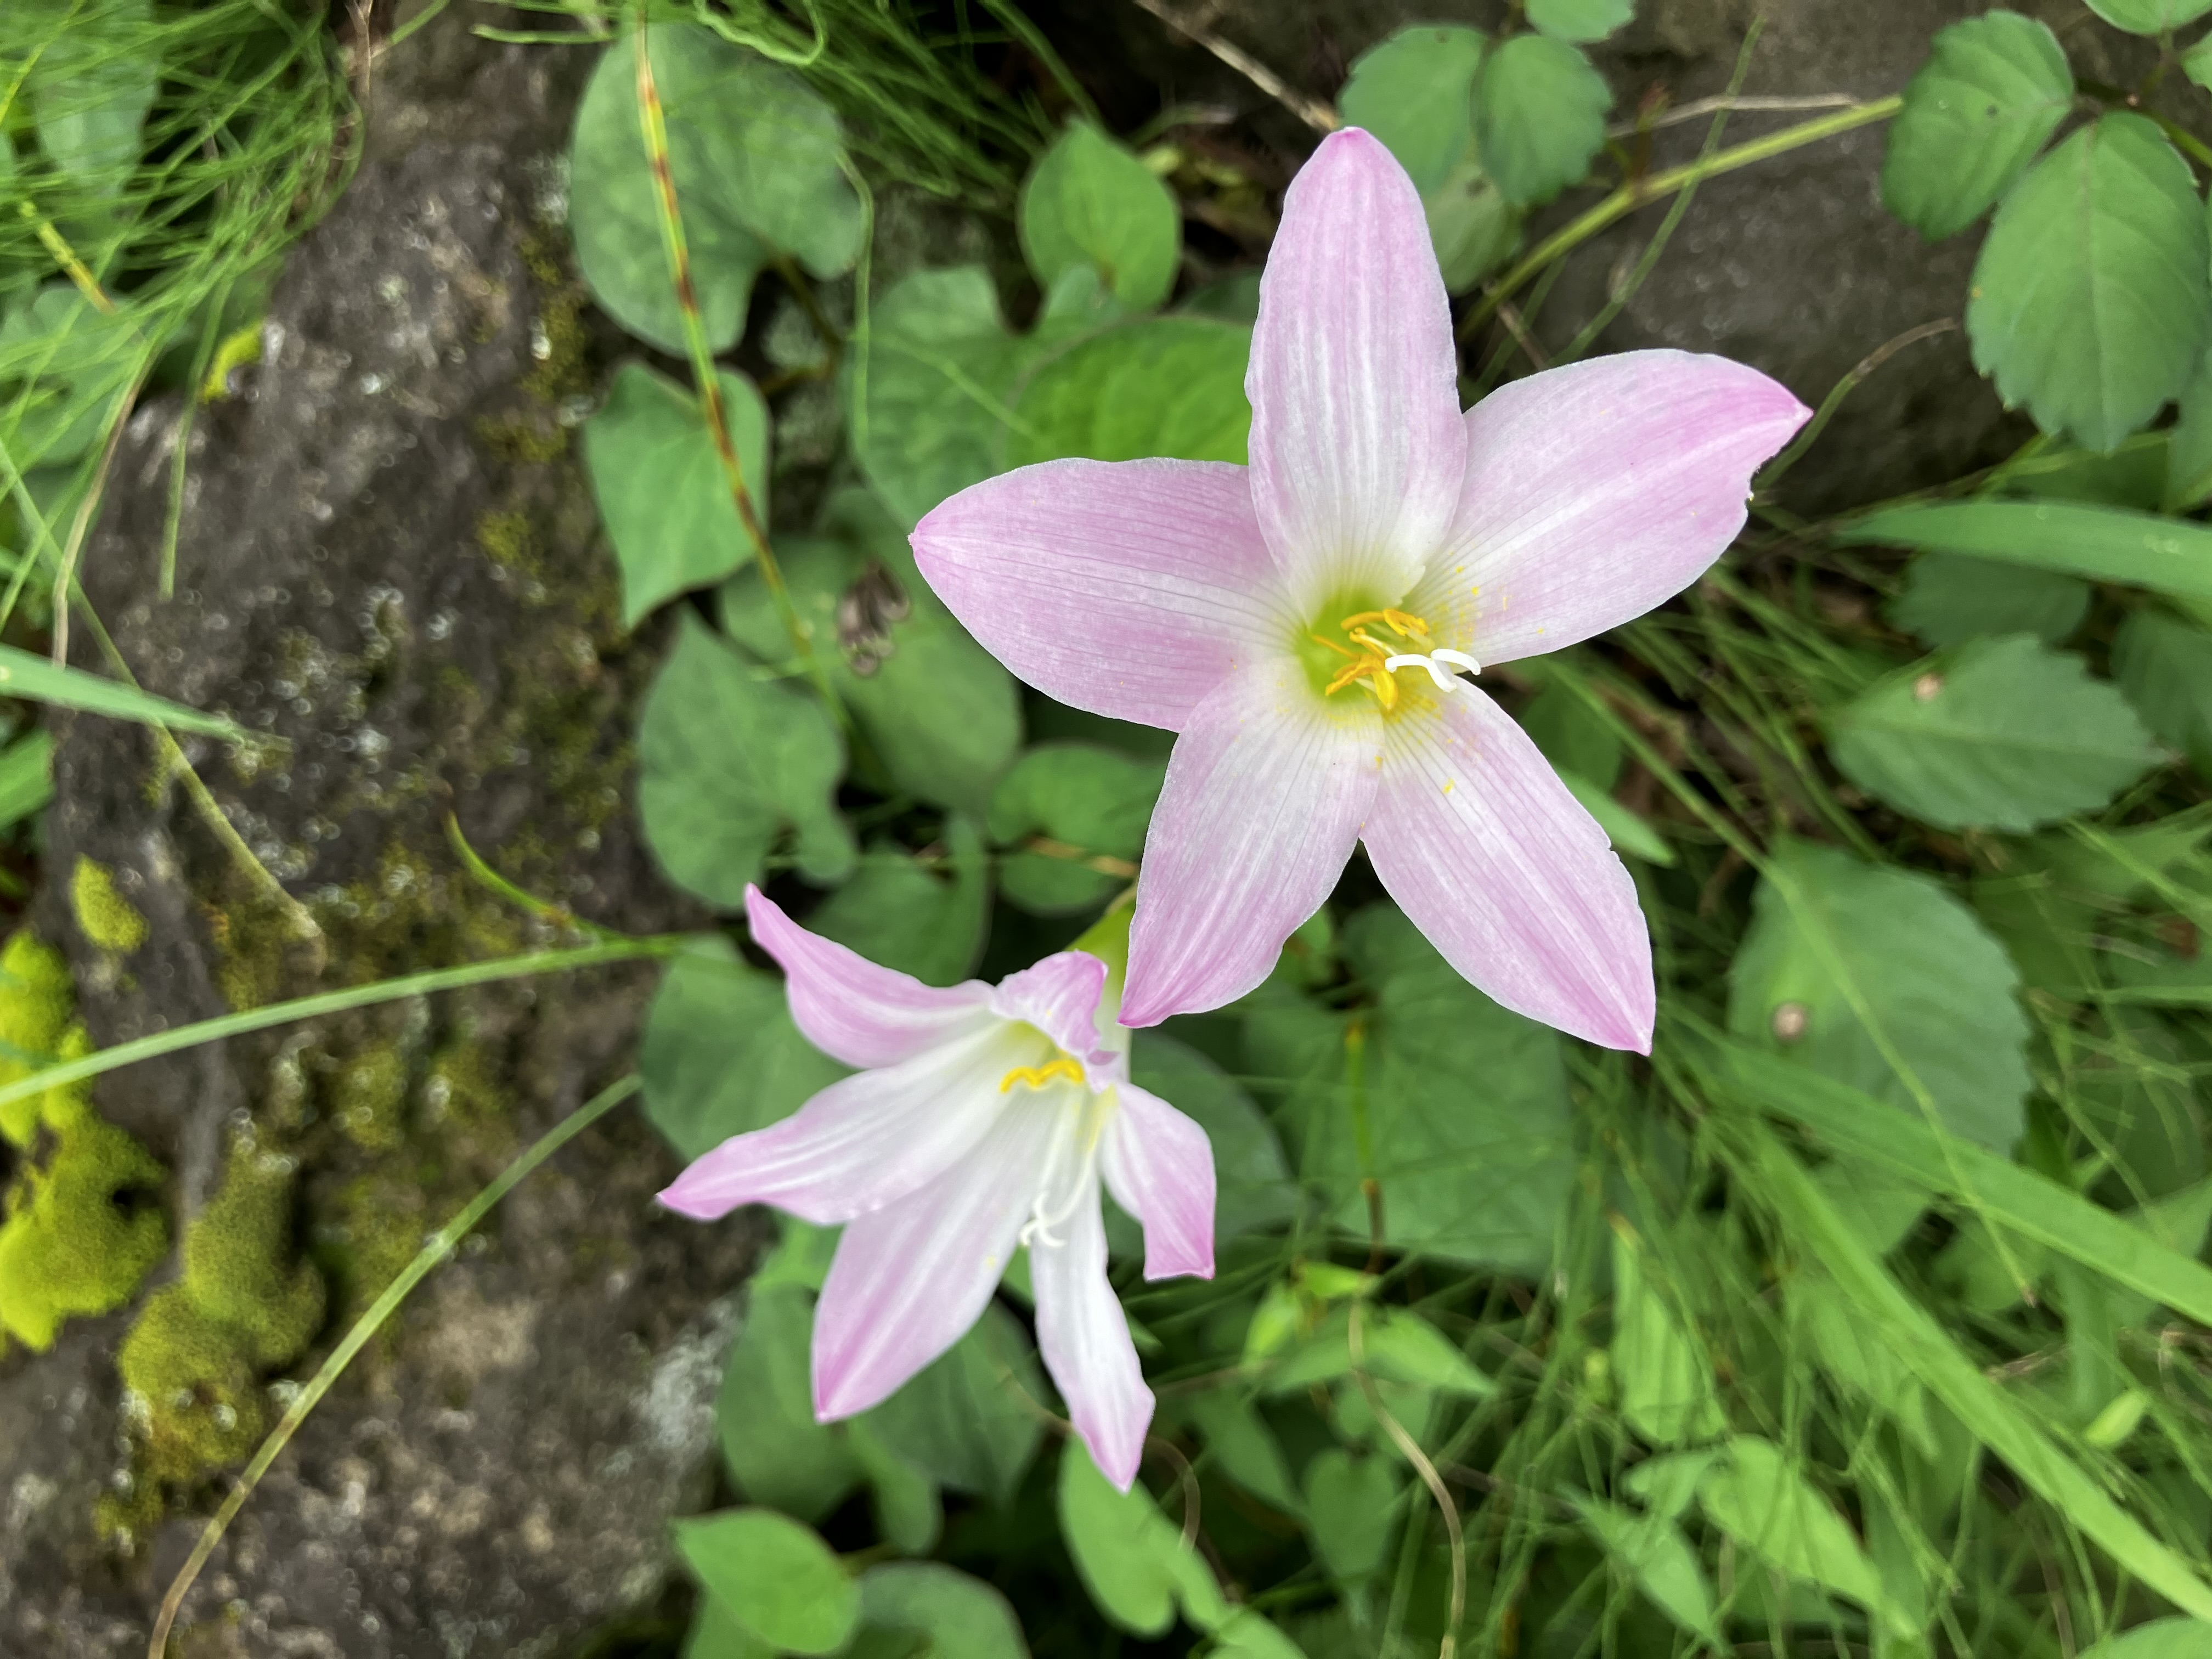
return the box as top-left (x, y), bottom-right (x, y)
top-left (2189, 37), bottom-right (2212, 92)
top-left (1005, 315), bottom-right (1252, 467)
top-left (1339, 26), bottom-right (1489, 195)
top-left (569, 25), bottom-right (860, 354)
top-left (1424, 159), bottom-right (1524, 292)
top-left (1302, 1449), bottom-right (1400, 1582)
top-left (1019, 122), bottom-right (1181, 311)
top-left (0, 645), bottom-right (248, 741)
top-left (684, 1595), bottom-right (775, 1659)
top-left (1265, 1305), bottom-right (1494, 1397)
top-left (1611, 1227), bottom-right (1724, 1448)
top-left (1056, 1442), bottom-right (1208, 1636)
top-left (1887, 552), bottom-right (2090, 648)
top-left (675, 1509), bottom-right (859, 1655)
top-left (847, 1420), bottom-right (943, 1553)
top-left (810, 817), bottom-right (990, 986)
top-left (1791, 1267), bottom-right (1940, 1455)
top-left (29, 0), bottom-right (156, 184)
top-left (1728, 839), bottom-right (2030, 1151)
top-left (1881, 11), bottom-right (2072, 241)
top-left (715, 1283), bottom-right (861, 1520)
top-left (1830, 635), bottom-right (2161, 830)
top-left (1966, 114), bottom-right (2210, 451)
top-left (0, 730), bottom-right (54, 832)
top-left (2114, 608), bottom-right (2212, 775)
top-left (1527, 0), bottom-right (1634, 43)
top-left (1254, 904), bottom-right (1573, 1270)
top-left (1695, 1436), bottom-right (1913, 1636)
top-left (2083, 1618), bottom-right (2212, 1657)
top-left (988, 744), bottom-right (1164, 915)
top-left (862, 1304), bottom-right (1047, 1505)
top-left (1572, 1493), bottom-right (1722, 1642)
top-left (2165, 353), bottom-right (2212, 510)
top-left (0, 284), bottom-right (146, 468)
top-left (1472, 34), bottom-right (1611, 208)
top-left (1520, 681), bottom-right (1621, 787)
top-left (1840, 499), bottom-right (2212, 603)
top-left (1560, 772), bottom-right (1675, 866)
top-left (636, 613), bottom-right (855, 907)
top-left (859, 1563), bottom-right (1031, 1659)
top-left (1179, 1392), bottom-right (1301, 1513)
top-left (639, 937), bottom-right (848, 1160)
top-left (2088, 0), bottom-right (2212, 32)
top-left (1127, 1034), bottom-right (1297, 1242)
top-left (583, 362), bottom-right (769, 625)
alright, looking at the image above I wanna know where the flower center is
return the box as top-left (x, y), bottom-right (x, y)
top-left (1304, 606), bottom-right (1481, 712)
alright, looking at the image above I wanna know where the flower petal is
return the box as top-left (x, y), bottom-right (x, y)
top-left (747, 885), bottom-right (994, 1069)
top-left (656, 1022), bottom-right (1027, 1224)
top-left (1032, 1165), bottom-right (1152, 1491)
top-left (1121, 657), bottom-right (1380, 1026)
top-left (811, 1099), bottom-right (1059, 1419)
top-left (1246, 128), bottom-right (1466, 615)
top-left (1363, 687), bottom-right (1654, 1052)
top-left (990, 951), bottom-right (1111, 1069)
top-left (912, 458), bottom-right (1291, 731)
top-left (1099, 1083), bottom-right (1216, 1281)
top-left (1409, 351), bottom-right (1810, 663)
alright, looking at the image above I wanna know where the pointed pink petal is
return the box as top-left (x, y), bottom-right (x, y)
top-left (1032, 1166), bottom-right (1152, 1491)
top-left (990, 951), bottom-right (1111, 1068)
top-left (1363, 689), bottom-right (1654, 1052)
top-left (812, 1101), bottom-right (1058, 1419)
top-left (747, 886), bottom-right (993, 1069)
top-left (912, 458), bottom-right (1291, 731)
top-left (1245, 128), bottom-right (1466, 614)
top-left (1121, 657), bottom-right (1380, 1026)
top-left (1409, 352), bottom-right (1809, 664)
top-left (1099, 1084), bottom-right (1215, 1281)
top-left (656, 1024), bottom-right (1024, 1223)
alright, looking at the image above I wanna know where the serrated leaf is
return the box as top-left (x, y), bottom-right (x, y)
top-left (2114, 608), bottom-right (2212, 776)
top-left (1841, 499), bottom-right (2212, 602)
top-left (987, 743), bottom-right (1164, 915)
top-left (1830, 635), bottom-right (2161, 831)
top-left (639, 938), bottom-right (848, 1160)
top-left (1339, 26), bottom-right (1488, 195)
top-left (636, 613), bottom-right (854, 907)
top-left (583, 362), bottom-right (769, 625)
top-left (1472, 34), bottom-right (1611, 208)
top-left (570, 25), bottom-right (860, 354)
top-left (1966, 113), bottom-right (2210, 451)
top-left (1881, 11), bottom-right (2072, 241)
top-left (1019, 122), bottom-right (1181, 311)
top-left (674, 1510), bottom-right (859, 1655)
top-left (1005, 315), bottom-right (1252, 467)
top-left (1887, 552), bottom-right (2090, 648)
top-left (1696, 1437), bottom-right (1914, 1637)
top-left (809, 817), bottom-right (990, 986)
top-left (1728, 838), bottom-right (2031, 1151)
top-left (2089, 0), bottom-right (2212, 32)
top-left (1527, 0), bottom-right (1634, 43)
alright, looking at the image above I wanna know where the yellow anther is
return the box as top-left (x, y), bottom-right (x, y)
top-left (1000, 1056), bottom-right (1085, 1093)
top-left (1339, 608), bottom-right (1432, 641)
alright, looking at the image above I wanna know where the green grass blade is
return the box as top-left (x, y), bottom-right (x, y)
top-left (0, 730), bottom-right (55, 830)
top-left (0, 645), bottom-right (249, 738)
top-left (1838, 500), bottom-right (2212, 602)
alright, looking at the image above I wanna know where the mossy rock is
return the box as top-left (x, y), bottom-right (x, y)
top-left (0, 1115), bottom-right (166, 1353)
top-left (70, 856), bottom-right (148, 956)
top-left (0, 930), bottom-right (86, 1148)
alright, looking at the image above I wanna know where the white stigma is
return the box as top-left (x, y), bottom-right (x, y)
top-left (1382, 649), bottom-right (1483, 691)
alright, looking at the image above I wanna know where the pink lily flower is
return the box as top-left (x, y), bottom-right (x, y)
top-left (912, 129), bottom-right (1809, 1050)
top-left (658, 888), bottom-right (1214, 1491)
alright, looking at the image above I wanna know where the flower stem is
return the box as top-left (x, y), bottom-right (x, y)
top-left (147, 1074), bottom-right (643, 1659)
top-left (1463, 97), bottom-right (1904, 339)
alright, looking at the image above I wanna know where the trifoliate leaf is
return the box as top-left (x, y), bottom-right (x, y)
top-left (1729, 838), bottom-right (2030, 1151)
top-left (1339, 26), bottom-right (1489, 196)
top-left (1472, 34), bottom-right (1611, 207)
top-left (1966, 114), bottom-right (2210, 451)
top-left (1527, 0), bottom-right (1634, 43)
top-left (674, 1510), bottom-right (859, 1656)
top-left (809, 816), bottom-right (990, 986)
top-left (2113, 607), bottom-right (2212, 776)
top-left (2088, 0), bottom-right (2212, 32)
top-left (639, 937), bottom-right (847, 1160)
top-left (987, 744), bottom-right (1164, 915)
top-left (1005, 315), bottom-right (1252, 467)
top-left (569, 25), bottom-right (860, 354)
top-left (1019, 122), bottom-right (1182, 311)
top-left (582, 362), bottom-right (769, 625)
top-left (1881, 11), bottom-right (2072, 241)
top-left (1886, 552), bottom-right (2090, 648)
top-left (1830, 635), bottom-right (2162, 830)
top-left (636, 613), bottom-right (854, 907)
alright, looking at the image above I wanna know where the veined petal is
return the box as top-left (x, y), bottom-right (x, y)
top-left (990, 951), bottom-right (1111, 1070)
top-left (1409, 352), bottom-right (1809, 663)
top-left (812, 1098), bottom-right (1059, 1420)
top-left (1099, 1083), bottom-right (1216, 1281)
top-left (1363, 689), bottom-right (1654, 1052)
top-left (656, 1022), bottom-right (1026, 1224)
top-left (1031, 1163), bottom-right (1152, 1491)
top-left (912, 458), bottom-right (1291, 731)
top-left (1121, 657), bottom-right (1381, 1026)
top-left (747, 885), bottom-right (994, 1069)
top-left (1246, 128), bottom-right (1466, 615)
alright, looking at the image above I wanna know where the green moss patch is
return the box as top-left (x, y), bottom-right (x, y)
top-left (70, 856), bottom-right (149, 956)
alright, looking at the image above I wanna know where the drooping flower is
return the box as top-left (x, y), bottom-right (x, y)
top-left (912, 128), bottom-right (1810, 1051)
top-left (658, 889), bottom-right (1214, 1490)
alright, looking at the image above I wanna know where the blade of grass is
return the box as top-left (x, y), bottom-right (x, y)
top-left (0, 643), bottom-right (251, 738)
